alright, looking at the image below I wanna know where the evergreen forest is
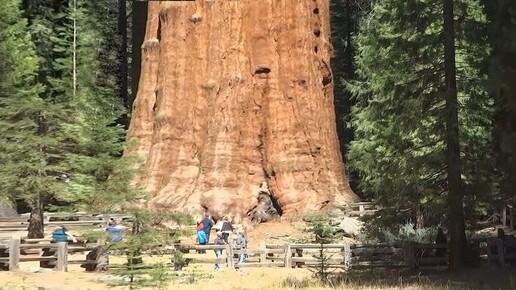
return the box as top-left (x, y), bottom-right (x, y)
top-left (0, 0), bottom-right (515, 269)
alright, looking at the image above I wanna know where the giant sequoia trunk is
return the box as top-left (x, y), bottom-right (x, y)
top-left (126, 0), bottom-right (359, 222)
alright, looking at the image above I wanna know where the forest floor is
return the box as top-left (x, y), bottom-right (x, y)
top-left (1, 221), bottom-right (515, 289)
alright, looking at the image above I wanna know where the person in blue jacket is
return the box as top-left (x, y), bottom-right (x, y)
top-left (196, 222), bottom-right (208, 254)
top-left (106, 221), bottom-right (126, 242)
top-left (51, 225), bottom-right (77, 243)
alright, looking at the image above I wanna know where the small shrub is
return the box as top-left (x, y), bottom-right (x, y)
top-left (382, 223), bottom-right (437, 243)
top-left (302, 213), bottom-right (342, 283)
top-left (172, 250), bottom-right (186, 271)
top-left (302, 213), bottom-right (342, 243)
top-left (148, 262), bottom-right (170, 290)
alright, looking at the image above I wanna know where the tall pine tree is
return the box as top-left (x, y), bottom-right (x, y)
top-left (61, 0), bottom-right (140, 213)
top-left (0, 0), bottom-right (139, 236)
top-left (330, 0), bottom-right (372, 194)
top-left (0, 0), bottom-right (71, 238)
top-left (483, 0), bottom-right (516, 216)
top-left (348, 0), bottom-right (494, 266)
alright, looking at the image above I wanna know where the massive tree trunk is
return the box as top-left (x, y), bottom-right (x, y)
top-left (130, 0), bottom-right (147, 111)
top-left (443, 0), bottom-right (467, 269)
top-left (126, 0), bottom-right (359, 222)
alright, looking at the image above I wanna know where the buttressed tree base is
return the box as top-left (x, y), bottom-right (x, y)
top-left (126, 0), bottom-right (359, 222)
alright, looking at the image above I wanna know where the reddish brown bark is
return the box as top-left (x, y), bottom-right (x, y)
top-left (126, 0), bottom-right (359, 222)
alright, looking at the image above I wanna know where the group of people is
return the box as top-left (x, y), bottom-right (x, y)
top-left (50, 215), bottom-right (248, 271)
top-left (195, 215), bottom-right (234, 245)
top-left (196, 214), bottom-right (248, 270)
top-left (50, 220), bottom-right (127, 244)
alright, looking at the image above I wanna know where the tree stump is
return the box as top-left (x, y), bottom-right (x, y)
top-left (0, 248), bottom-right (9, 270)
top-left (81, 248), bottom-right (109, 272)
top-left (40, 247), bottom-right (55, 269)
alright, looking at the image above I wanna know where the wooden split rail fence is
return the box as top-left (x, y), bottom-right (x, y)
top-left (0, 213), bottom-right (133, 232)
top-left (176, 241), bottom-right (448, 271)
top-left (487, 238), bottom-right (516, 268)
top-left (0, 239), bottom-right (514, 272)
top-left (0, 238), bottom-right (103, 272)
top-left (344, 202), bottom-right (379, 218)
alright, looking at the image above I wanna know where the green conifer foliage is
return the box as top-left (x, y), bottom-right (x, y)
top-left (483, 0), bottom-right (516, 208)
top-left (348, 0), bottom-right (494, 230)
top-left (0, 0), bottom-right (137, 236)
top-left (0, 0), bottom-right (70, 238)
top-left (59, 0), bottom-right (140, 213)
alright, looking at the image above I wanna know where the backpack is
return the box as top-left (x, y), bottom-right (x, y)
top-left (197, 231), bottom-right (207, 244)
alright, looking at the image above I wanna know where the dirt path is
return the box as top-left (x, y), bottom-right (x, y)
top-left (245, 219), bottom-right (308, 244)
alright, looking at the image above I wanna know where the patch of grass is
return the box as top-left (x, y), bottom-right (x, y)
top-left (169, 269), bottom-right (213, 285)
top-left (280, 276), bottom-right (313, 289)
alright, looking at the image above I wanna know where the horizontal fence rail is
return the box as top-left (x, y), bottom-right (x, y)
top-left (0, 238), bottom-right (104, 272)
top-left (0, 238), bottom-right (513, 272)
top-left (0, 208), bottom-right (512, 272)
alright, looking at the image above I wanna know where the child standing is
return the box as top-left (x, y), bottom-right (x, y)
top-left (213, 232), bottom-right (226, 271)
top-left (196, 222), bottom-right (207, 254)
top-left (236, 231), bottom-right (248, 264)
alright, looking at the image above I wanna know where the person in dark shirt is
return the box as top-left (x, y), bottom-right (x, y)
top-left (202, 214), bottom-right (214, 243)
top-left (220, 216), bottom-right (233, 244)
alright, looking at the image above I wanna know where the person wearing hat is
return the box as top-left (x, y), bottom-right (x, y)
top-left (220, 216), bottom-right (233, 244)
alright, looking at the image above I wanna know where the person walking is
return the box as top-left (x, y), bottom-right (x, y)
top-left (235, 231), bottom-right (248, 264)
top-left (213, 232), bottom-right (226, 271)
top-left (202, 214), bottom-right (214, 243)
top-left (220, 216), bottom-right (233, 244)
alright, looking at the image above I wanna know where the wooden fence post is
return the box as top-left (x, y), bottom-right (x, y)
top-left (226, 243), bottom-right (234, 269)
top-left (56, 242), bottom-right (68, 272)
top-left (8, 238), bottom-right (20, 271)
top-left (405, 242), bottom-right (416, 271)
top-left (497, 239), bottom-right (505, 268)
top-left (502, 203), bottom-right (507, 227)
top-left (359, 204), bottom-right (365, 217)
top-left (284, 244), bottom-right (292, 268)
top-left (343, 243), bottom-right (351, 271)
top-left (260, 242), bottom-right (266, 263)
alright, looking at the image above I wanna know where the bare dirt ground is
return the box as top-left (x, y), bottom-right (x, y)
top-left (2, 260), bottom-right (516, 290)
top-left (245, 219), bottom-right (308, 244)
